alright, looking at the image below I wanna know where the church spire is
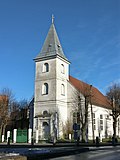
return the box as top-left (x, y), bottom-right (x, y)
top-left (34, 17), bottom-right (69, 62)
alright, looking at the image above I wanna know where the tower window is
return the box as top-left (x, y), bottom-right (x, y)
top-left (43, 63), bottom-right (49, 72)
top-left (42, 83), bottom-right (48, 95)
top-left (61, 84), bottom-right (65, 95)
top-left (61, 64), bottom-right (65, 74)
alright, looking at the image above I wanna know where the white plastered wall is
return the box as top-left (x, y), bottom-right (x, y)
top-left (88, 105), bottom-right (113, 140)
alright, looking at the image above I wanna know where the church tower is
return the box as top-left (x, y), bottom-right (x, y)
top-left (34, 16), bottom-right (70, 140)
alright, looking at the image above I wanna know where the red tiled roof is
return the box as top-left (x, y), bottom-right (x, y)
top-left (69, 76), bottom-right (112, 109)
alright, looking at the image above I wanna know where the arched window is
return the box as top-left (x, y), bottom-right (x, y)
top-left (61, 84), bottom-right (65, 95)
top-left (61, 64), bottom-right (65, 74)
top-left (43, 110), bottom-right (49, 116)
top-left (43, 63), bottom-right (49, 72)
top-left (42, 83), bottom-right (48, 95)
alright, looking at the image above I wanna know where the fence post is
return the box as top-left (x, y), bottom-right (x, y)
top-left (36, 130), bottom-right (39, 143)
top-left (2, 135), bottom-right (4, 142)
top-left (13, 129), bottom-right (17, 143)
top-left (28, 128), bottom-right (32, 143)
top-left (7, 131), bottom-right (10, 142)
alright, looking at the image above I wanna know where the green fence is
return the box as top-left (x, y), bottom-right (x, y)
top-left (16, 129), bottom-right (28, 143)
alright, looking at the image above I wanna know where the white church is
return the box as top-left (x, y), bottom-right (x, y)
top-left (33, 17), bottom-right (119, 142)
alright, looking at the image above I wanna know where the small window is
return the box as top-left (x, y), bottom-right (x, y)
top-left (61, 84), bottom-right (65, 95)
top-left (48, 44), bottom-right (52, 52)
top-left (42, 83), bottom-right (48, 95)
top-left (93, 113), bottom-right (96, 130)
top-left (49, 44), bottom-right (52, 47)
top-left (100, 114), bottom-right (103, 131)
top-left (93, 113), bottom-right (95, 118)
top-left (43, 63), bottom-right (49, 72)
top-left (43, 110), bottom-right (48, 116)
top-left (106, 115), bottom-right (109, 119)
top-left (100, 115), bottom-right (103, 119)
top-left (57, 44), bottom-right (61, 50)
top-left (61, 64), bottom-right (65, 74)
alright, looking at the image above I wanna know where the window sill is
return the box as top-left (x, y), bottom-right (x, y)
top-left (42, 93), bottom-right (48, 95)
top-left (42, 71), bottom-right (49, 73)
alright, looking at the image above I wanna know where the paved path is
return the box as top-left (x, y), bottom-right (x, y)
top-left (51, 146), bottom-right (120, 160)
top-left (0, 142), bottom-right (120, 160)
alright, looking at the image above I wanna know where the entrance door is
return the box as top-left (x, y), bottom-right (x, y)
top-left (43, 122), bottom-right (50, 139)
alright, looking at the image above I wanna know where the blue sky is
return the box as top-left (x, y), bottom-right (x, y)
top-left (0, 0), bottom-right (120, 101)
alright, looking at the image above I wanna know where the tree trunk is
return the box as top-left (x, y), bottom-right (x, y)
top-left (0, 124), bottom-right (4, 142)
top-left (3, 124), bottom-right (6, 139)
top-left (0, 127), bottom-right (2, 142)
top-left (113, 117), bottom-right (117, 138)
top-left (81, 128), bottom-right (86, 142)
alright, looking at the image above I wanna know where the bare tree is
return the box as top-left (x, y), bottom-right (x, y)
top-left (13, 99), bottom-right (29, 129)
top-left (106, 83), bottom-right (120, 139)
top-left (18, 99), bottom-right (29, 109)
top-left (62, 119), bottom-right (73, 139)
top-left (72, 84), bottom-right (92, 142)
top-left (0, 95), bottom-right (9, 140)
top-left (1, 88), bottom-right (15, 112)
top-left (0, 88), bottom-right (15, 140)
top-left (80, 85), bottom-right (93, 142)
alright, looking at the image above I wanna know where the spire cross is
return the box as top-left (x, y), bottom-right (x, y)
top-left (52, 14), bottom-right (54, 24)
